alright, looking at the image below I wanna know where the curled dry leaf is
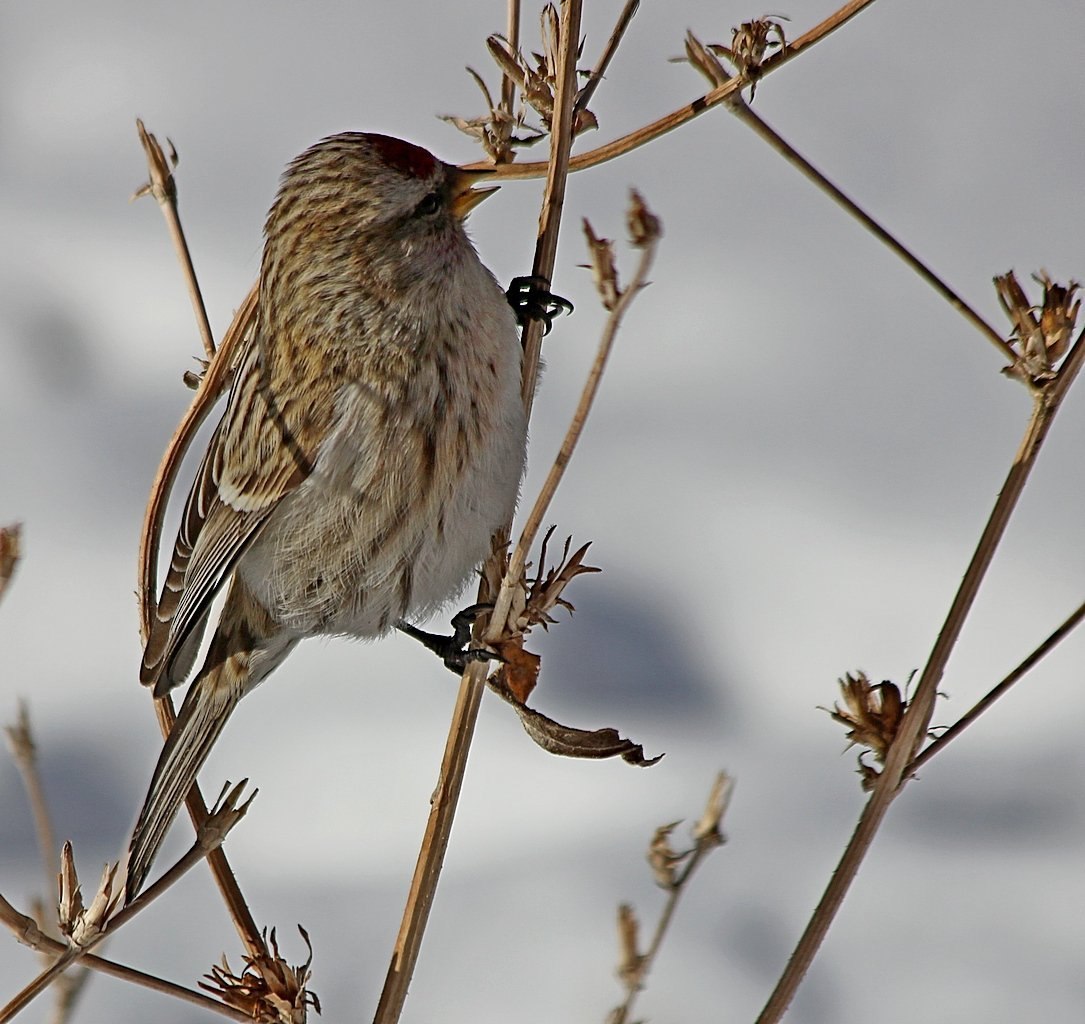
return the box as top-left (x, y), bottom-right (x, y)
top-left (488, 676), bottom-right (661, 767)
top-left (202, 926), bottom-right (320, 1024)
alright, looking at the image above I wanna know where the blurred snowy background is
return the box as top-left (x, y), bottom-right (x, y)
top-left (2, 1), bottom-right (1084, 1021)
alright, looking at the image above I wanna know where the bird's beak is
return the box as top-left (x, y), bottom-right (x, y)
top-left (449, 167), bottom-right (499, 220)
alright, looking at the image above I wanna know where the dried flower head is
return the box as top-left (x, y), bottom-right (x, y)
top-left (57, 844), bottom-right (121, 947)
top-left (627, 190), bottom-right (662, 249)
top-left (673, 18), bottom-right (787, 98)
top-left (824, 672), bottom-right (908, 791)
top-left (996, 269), bottom-right (1081, 382)
top-left (202, 927), bottom-right (320, 1024)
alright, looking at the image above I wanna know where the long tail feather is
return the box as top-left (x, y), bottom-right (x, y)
top-left (126, 671), bottom-right (240, 901)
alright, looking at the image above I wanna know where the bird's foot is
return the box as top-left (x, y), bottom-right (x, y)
top-left (506, 275), bottom-right (573, 334)
top-left (396, 603), bottom-right (501, 674)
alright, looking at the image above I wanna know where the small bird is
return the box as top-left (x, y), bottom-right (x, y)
top-left (126, 133), bottom-right (529, 900)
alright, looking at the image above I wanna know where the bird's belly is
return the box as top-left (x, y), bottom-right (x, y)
top-left (237, 405), bottom-right (526, 640)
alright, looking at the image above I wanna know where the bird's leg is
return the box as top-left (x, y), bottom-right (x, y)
top-left (506, 275), bottom-right (573, 334)
top-left (396, 602), bottom-right (501, 674)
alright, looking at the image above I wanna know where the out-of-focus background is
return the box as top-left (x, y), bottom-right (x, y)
top-left (2, 2), bottom-right (1083, 1021)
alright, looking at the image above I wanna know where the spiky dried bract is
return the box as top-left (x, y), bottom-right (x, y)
top-left (996, 269), bottom-right (1081, 383)
top-left (484, 526), bottom-right (600, 700)
top-left (0, 522), bottom-right (21, 605)
top-left (582, 219), bottom-right (621, 310)
top-left (672, 31), bottom-right (733, 89)
top-left (201, 927), bottom-right (320, 1024)
top-left (197, 780), bottom-right (256, 858)
top-left (57, 844), bottom-right (121, 948)
top-left (826, 672), bottom-right (908, 790)
top-left (691, 771), bottom-right (733, 848)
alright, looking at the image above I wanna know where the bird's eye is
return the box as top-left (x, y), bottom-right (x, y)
top-left (414, 191), bottom-right (442, 217)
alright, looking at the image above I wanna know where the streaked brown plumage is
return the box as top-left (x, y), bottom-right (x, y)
top-left (127, 133), bottom-right (526, 900)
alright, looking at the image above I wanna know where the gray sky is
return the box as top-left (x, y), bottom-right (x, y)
top-left (2, 2), bottom-right (1083, 1022)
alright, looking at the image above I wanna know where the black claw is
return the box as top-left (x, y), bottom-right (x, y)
top-left (396, 603), bottom-right (500, 674)
top-left (506, 275), bottom-right (573, 334)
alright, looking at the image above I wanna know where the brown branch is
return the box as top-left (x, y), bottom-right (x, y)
top-left (908, 596), bottom-right (1085, 775)
top-left (755, 325), bottom-right (1085, 1024)
top-left (723, 97), bottom-right (1016, 364)
top-left (372, 4), bottom-right (583, 1023)
top-left (0, 894), bottom-right (250, 1023)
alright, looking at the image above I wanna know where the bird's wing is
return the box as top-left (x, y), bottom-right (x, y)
top-left (141, 339), bottom-right (316, 695)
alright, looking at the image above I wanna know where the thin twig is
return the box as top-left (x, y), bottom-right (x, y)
top-left (575, 0), bottom-right (640, 116)
top-left (723, 97), bottom-right (1016, 364)
top-left (3, 705), bottom-right (92, 1024)
top-left (755, 326), bottom-right (1085, 1024)
top-left (133, 120), bottom-right (216, 361)
top-left (0, 787), bottom-right (249, 1024)
top-left (504, 215), bottom-right (658, 618)
top-left (908, 596), bottom-right (1085, 775)
top-left (0, 894), bottom-right (250, 1023)
top-left (465, 0), bottom-right (881, 179)
top-left (4, 705), bottom-right (59, 907)
top-left (372, 5), bottom-right (583, 1023)
top-left (500, 0), bottom-right (521, 119)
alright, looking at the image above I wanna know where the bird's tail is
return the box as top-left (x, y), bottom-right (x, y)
top-left (125, 668), bottom-right (241, 901)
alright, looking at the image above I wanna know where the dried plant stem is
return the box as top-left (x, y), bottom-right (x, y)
top-left (755, 328), bottom-right (1085, 1024)
top-left (908, 595), bottom-right (1085, 775)
top-left (372, 5), bottom-right (583, 1023)
top-left (465, 0), bottom-right (881, 180)
top-left (133, 123), bottom-right (265, 959)
top-left (723, 97), bottom-right (1015, 363)
top-left (0, 895), bottom-right (250, 1023)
